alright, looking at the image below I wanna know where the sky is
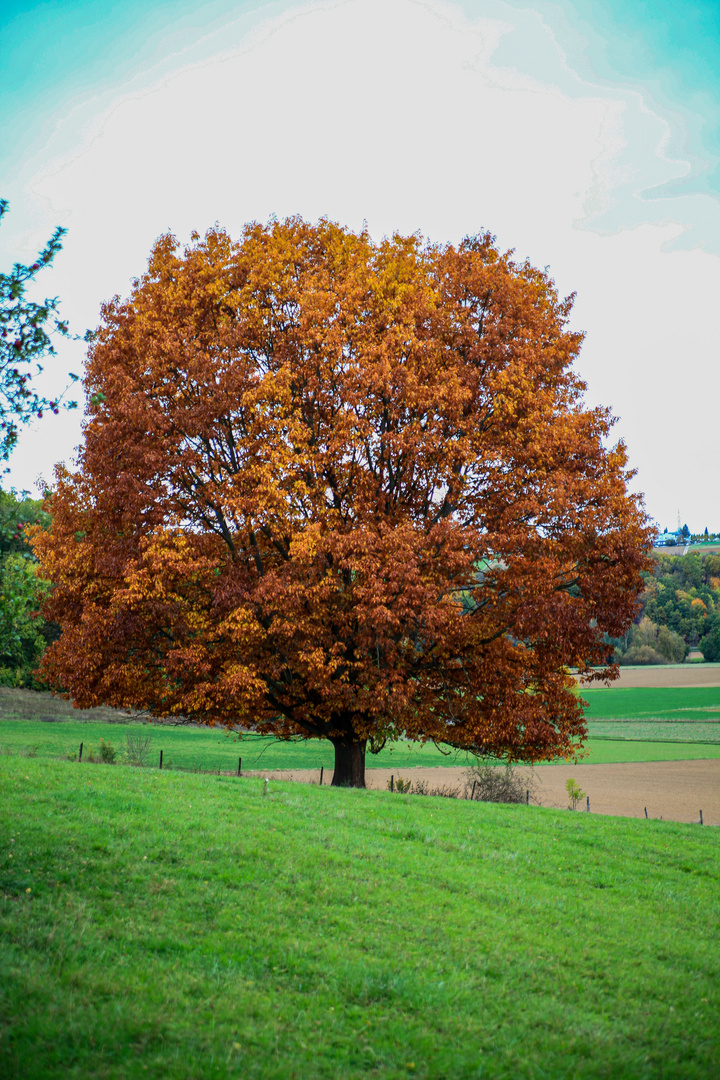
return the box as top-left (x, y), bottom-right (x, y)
top-left (1, 0), bottom-right (719, 532)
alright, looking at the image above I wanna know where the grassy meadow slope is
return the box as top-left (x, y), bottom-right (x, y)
top-left (1, 758), bottom-right (719, 1080)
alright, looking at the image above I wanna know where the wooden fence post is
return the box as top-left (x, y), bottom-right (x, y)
top-left (471, 780), bottom-right (477, 801)
top-left (526, 789), bottom-right (529, 806)
top-left (78, 742), bottom-right (83, 763)
top-left (700, 809), bottom-right (703, 826)
top-left (238, 757), bottom-right (242, 777)
top-left (390, 775), bottom-right (394, 792)
top-left (159, 749), bottom-right (163, 770)
top-left (644, 807), bottom-right (648, 819)
top-left (586, 795), bottom-right (590, 813)
top-left (319, 766), bottom-right (324, 786)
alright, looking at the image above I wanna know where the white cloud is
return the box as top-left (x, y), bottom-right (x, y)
top-left (8, 0), bottom-right (720, 527)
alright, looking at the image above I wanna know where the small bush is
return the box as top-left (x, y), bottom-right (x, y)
top-left (125, 732), bottom-right (152, 767)
top-left (387, 776), bottom-right (462, 798)
top-left (425, 782), bottom-right (462, 799)
top-left (465, 762), bottom-right (536, 805)
top-left (565, 777), bottom-right (585, 810)
top-left (387, 775), bottom-right (414, 793)
top-left (98, 738), bottom-right (116, 764)
top-left (79, 739), bottom-right (116, 764)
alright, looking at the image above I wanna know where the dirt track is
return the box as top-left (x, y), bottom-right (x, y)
top-left (252, 759), bottom-right (720, 826)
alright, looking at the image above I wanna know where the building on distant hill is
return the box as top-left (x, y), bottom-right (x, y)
top-left (656, 531), bottom-right (683, 547)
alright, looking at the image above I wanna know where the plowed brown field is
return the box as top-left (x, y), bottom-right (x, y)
top-left (580, 664), bottom-right (720, 689)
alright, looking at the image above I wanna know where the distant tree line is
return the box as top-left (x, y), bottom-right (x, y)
top-left (610, 551), bottom-right (720, 664)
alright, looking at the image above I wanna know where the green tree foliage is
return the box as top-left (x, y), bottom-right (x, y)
top-left (634, 551), bottom-right (720, 657)
top-left (618, 615), bottom-right (687, 665)
top-left (610, 547), bottom-right (720, 664)
top-left (0, 198), bottom-right (78, 462)
top-left (699, 626), bottom-right (720, 663)
top-left (0, 199), bottom-right (78, 683)
top-left (0, 488), bottom-right (51, 557)
top-left (656, 624), bottom-right (688, 663)
top-left (0, 490), bottom-right (54, 687)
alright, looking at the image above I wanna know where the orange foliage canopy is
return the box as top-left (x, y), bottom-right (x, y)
top-left (31, 218), bottom-right (653, 786)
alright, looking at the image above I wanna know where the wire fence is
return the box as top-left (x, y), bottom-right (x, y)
top-left (530, 795), bottom-right (716, 826)
top-left (6, 738), bottom-right (718, 826)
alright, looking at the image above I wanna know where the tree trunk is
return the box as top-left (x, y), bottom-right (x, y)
top-left (330, 737), bottom-right (367, 788)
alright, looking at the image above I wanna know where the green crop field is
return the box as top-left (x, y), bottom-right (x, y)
top-left (1, 757), bottom-right (718, 1080)
top-left (581, 686), bottom-right (720, 721)
top-left (568, 738), bottom-right (720, 763)
top-left (586, 721), bottom-right (720, 744)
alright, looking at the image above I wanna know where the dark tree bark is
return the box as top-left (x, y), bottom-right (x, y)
top-left (330, 736), bottom-right (367, 788)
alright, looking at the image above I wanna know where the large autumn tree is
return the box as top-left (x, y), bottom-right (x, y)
top-left (32, 218), bottom-right (652, 786)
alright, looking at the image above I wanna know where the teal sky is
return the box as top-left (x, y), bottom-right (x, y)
top-left (507, 0), bottom-right (720, 197)
top-left (2, 0), bottom-right (276, 161)
top-left (1, 0), bottom-right (719, 528)
top-left (4, 0), bottom-right (719, 205)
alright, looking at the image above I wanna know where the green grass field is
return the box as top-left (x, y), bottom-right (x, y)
top-left (2, 684), bottom-right (720, 772)
top-left (2, 715), bottom-right (720, 772)
top-left (1, 757), bottom-right (719, 1080)
top-left (0, 718), bottom-right (476, 771)
top-left (582, 686), bottom-right (720, 721)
